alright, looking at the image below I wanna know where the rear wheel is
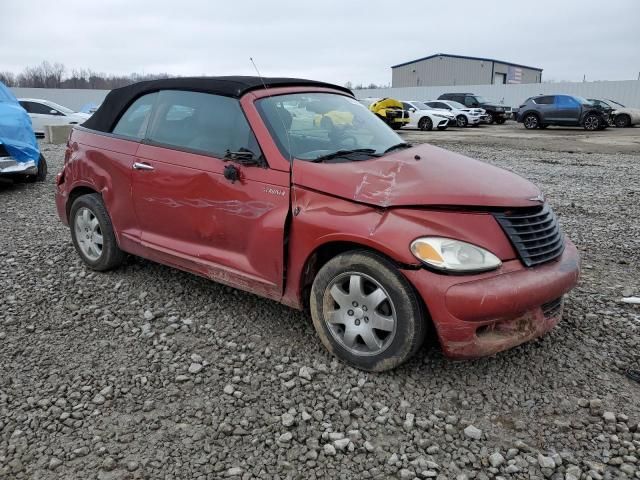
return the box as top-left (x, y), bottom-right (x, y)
top-left (583, 114), bottom-right (600, 131)
top-left (70, 194), bottom-right (125, 271)
top-left (523, 113), bottom-right (540, 129)
top-left (24, 154), bottom-right (47, 183)
top-left (418, 117), bottom-right (433, 131)
top-left (614, 114), bottom-right (631, 128)
top-left (456, 115), bottom-right (468, 127)
top-left (310, 251), bottom-right (426, 372)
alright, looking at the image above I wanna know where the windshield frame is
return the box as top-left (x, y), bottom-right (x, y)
top-left (254, 91), bottom-right (404, 164)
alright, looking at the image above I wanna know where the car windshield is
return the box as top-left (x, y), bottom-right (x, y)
top-left (256, 93), bottom-right (403, 162)
top-left (447, 101), bottom-right (466, 109)
top-left (411, 101), bottom-right (430, 110)
top-left (607, 99), bottom-right (626, 108)
top-left (573, 96), bottom-right (591, 105)
top-left (44, 101), bottom-right (75, 114)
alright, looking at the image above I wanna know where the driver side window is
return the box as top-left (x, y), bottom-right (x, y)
top-left (464, 97), bottom-right (477, 107)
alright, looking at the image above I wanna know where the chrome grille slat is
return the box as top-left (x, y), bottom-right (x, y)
top-left (493, 204), bottom-right (565, 267)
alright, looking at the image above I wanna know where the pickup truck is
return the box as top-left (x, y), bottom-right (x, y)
top-left (55, 76), bottom-right (580, 371)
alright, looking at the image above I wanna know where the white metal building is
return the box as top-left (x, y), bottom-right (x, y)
top-left (392, 53), bottom-right (543, 88)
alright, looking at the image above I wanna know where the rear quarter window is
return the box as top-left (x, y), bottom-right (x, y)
top-left (112, 93), bottom-right (158, 139)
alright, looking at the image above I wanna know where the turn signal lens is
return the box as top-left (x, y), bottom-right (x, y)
top-left (410, 237), bottom-right (502, 273)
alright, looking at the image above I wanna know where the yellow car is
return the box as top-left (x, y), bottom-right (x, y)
top-left (359, 97), bottom-right (410, 129)
top-left (314, 110), bottom-right (355, 129)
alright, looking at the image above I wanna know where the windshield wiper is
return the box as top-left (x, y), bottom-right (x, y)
top-left (383, 142), bottom-right (412, 154)
top-left (311, 148), bottom-right (380, 163)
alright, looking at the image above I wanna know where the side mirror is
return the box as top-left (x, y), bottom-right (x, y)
top-left (49, 109), bottom-right (59, 115)
top-left (409, 108), bottom-right (416, 113)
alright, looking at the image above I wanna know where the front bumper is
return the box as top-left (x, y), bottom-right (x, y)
top-left (403, 239), bottom-right (580, 359)
top-left (468, 116), bottom-right (482, 125)
top-left (0, 157), bottom-right (37, 176)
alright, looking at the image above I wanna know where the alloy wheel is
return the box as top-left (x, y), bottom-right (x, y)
top-left (74, 207), bottom-right (103, 261)
top-left (323, 272), bottom-right (397, 356)
top-left (584, 115), bottom-right (600, 131)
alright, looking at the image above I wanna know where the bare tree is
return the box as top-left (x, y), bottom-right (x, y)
top-left (0, 71), bottom-right (16, 87)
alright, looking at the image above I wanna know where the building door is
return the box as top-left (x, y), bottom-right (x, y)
top-left (494, 73), bottom-right (507, 84)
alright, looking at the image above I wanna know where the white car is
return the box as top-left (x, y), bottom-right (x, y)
top-left (588, 99), bottom-right (640, 128)
top-left (18, 99), bottom-right (91, 137)
top-left (401, 101), bottom-right (455, 131)
top-left (425, 100), bottom-right (487, 127)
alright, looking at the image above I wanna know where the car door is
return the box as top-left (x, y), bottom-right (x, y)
top-left (554, 95), bottom-right (582, 125)
top-left (131, 89), bottom-right (290, 300)
top-left (531, 96), bottom-right (555, 122)
top-left (402, 102), bottom-right (419, 126)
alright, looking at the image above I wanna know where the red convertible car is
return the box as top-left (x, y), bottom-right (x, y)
top-left (55, 77), bottom-right (579, 371)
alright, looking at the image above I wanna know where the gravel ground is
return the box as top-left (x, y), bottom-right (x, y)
top-left (1, 138), bottom-right (639, 480)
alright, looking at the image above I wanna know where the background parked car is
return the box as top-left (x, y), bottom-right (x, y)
top-left (401, 101), bottom-right (454, 130)
top-left (18, 98), bottom-right (91, 137)
top-left (424, 100), bottom-right (486, 127)
top-left (358, 97), bottom-right (409, 129)
top-left (0, 83), bottom-right (47, 182)
top-left (517, 95), bottom-right (608, 131)
top-left (437, 93), bottom-right (507, 124)
top-left (588, 98), bottom-right (640, 128)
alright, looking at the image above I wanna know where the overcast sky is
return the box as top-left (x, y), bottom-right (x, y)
top-left (2, 0), bottom-right (639, 85)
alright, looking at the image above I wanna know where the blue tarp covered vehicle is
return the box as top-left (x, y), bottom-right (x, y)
top-left (0, 81), bottom-right (47, 182)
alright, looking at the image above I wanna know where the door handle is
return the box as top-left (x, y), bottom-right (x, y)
top-left (133, 162), bottom-right (154, 171)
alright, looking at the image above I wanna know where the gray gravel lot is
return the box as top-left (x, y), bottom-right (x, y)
top-left (1, 130), bottom-right (639, 479)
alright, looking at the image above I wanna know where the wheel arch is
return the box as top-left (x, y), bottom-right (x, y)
top-left (66, 185), bottom-right (101, 220)
top-left (297, 240), bottom-right (422, 310)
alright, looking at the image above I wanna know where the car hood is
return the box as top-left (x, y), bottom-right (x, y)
top-left (293, 143), bottom-right (542, 208)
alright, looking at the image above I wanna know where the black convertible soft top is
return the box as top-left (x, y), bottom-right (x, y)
top-left (82, 76), bottom-right (353, 133)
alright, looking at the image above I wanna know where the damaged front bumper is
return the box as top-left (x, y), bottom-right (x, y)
top-left (0, 156), bottom-right (37, 176)
top-left (404, 239), bottom-right (580, 358)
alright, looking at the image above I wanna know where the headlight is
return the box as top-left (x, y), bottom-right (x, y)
top-left (410, 237), bottom-right (502, 273)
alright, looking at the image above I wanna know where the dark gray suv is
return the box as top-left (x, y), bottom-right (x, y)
top-left (517, 95), bottom-right (607, 131)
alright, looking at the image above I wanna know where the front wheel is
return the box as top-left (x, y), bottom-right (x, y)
top-left (485, 112), bottom-right (495, 124)
top-left (390, 123), bottom-right (402, 130)
top-left (70, 194), bottom-right (125, 271)
top-left (418, 117), bottom-right (433, 131)
top-left (456, 115), bottom-right (468, 127)
top-left (310, 251), bottom-right (426, 372)
top-left (614, 114), bottom-right (631, 128)
top-left (583, 114), bottom-right (600, 131)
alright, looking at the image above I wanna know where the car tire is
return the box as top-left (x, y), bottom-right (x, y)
top-left (496, 118), bottom-right (506, 125)
top-left (614, 114), bottom-right (631, 128)
top-left (70, 193), bottom-right (125, 271)
top-left (390, 123), bottom-right (402, 130)
top-left (583, 113), bottom-right (600, 131)
top-left (309, 250), bottom-right (426, 372)
top-left (523, 113), bottom-right (540, 129)
top-left (24, 154), bottom-right (47, 183)
top-left (418, 117), bottom-right (433, 131)
top-left (456, 115), bottom-right (468, 127)
top-left (486, 112), bottom-right (495, 124)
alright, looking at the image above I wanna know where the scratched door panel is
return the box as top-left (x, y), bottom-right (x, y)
top-left (132, 143), bottom-right (290, 298)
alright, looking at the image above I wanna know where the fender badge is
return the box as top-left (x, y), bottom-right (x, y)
top-left (528, 193), bottom-right (545, 203)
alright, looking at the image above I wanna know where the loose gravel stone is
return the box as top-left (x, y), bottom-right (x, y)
top-left (464, 425), bottom-right (482, 440)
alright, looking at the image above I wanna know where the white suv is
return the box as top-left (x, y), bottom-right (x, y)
top-left (425, 100), bottom-right (487, 127)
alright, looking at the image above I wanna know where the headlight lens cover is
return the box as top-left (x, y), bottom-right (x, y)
top-left (410, 237), bottom-right (502, 273)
